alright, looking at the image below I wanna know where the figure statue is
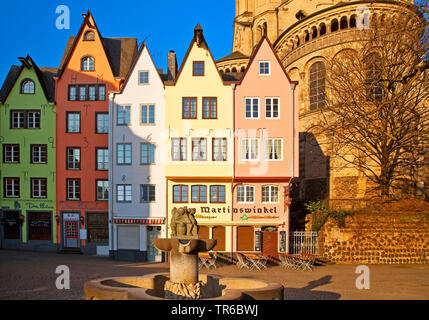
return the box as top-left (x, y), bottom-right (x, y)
top-left (170, 206), bottom-right (198, 238)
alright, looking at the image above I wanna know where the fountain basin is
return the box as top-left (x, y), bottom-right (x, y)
top-left (84, 273), bottom-right (284, 300)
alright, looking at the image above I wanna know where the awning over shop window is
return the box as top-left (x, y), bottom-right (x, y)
top-left (113, 218), bottom-right (165, 225)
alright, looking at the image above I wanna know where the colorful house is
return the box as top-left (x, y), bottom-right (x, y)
top-left (164, 25), bottom-right (237, 253)
top-left (232, 36), bottom-right (299, 257)
top-left (0, 56), bottom-right (57, 251)
top-left (54, 11), bottom-right (137, 253)
top-left (109, 43), bottom-right (167, 262)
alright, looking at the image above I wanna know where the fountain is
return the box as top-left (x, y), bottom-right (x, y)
top-left (84, 207), bottom-right (284, 300)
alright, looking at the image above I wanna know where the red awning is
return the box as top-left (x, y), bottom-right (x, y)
top-left (113, 218), bottom-right (165, 225)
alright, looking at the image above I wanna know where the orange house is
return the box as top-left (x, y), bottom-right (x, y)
top-left (54, 11), bottom-right (137, 253)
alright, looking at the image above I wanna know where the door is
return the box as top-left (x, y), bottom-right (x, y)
top-left (262, 231), bottom-right (278, 260)
top-left (28, 212), bottom-right (51, 241)
top-left (147, 227), bottom-right (161, 262)
top-left (65, 221), bottom-right (79, 248)
top-left (3, 211), bottom-right (20, 240)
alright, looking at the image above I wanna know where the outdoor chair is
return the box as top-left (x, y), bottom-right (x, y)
top-left (236, 253), bottom-right (252, 270)
top-left (298, 252), bottom-right (316, 271)
top-left (206, 252), bottom-right (217, 269)
top-left (279, 254), bottom-right (302, 270)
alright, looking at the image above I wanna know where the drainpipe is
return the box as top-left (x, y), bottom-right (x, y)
top-left (231, 83), bottom-right (236, 258)
top-left (108, 93), bottom-right (115, 257)
top-left (291, 83), bottom-right (297, 178)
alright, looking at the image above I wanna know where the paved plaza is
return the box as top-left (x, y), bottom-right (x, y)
top-left (0, 249), bottom-right (428, 300)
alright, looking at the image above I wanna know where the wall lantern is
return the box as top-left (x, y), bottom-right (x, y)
top-left (80, 216), bottom-right (85, 225)
top-left (55, 215), bottom-right (60, 224)
top-left (19, 214), bottom-right (25, 226)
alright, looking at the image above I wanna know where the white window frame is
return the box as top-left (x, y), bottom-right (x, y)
top-left (117, 143), bottom-right (132, 165)
top-left (117, 105), bottom-right (131, 125)
top-left (5, 178), bottom-right (20, 198)
top-left (141, 104), bottom-right (155, 125)
top-left (262, 185), bottom-right (280, 203)
top-left (237, 185), bottom-right (255, 203)
top-left (265, 138), bottom-right (283, 161)
top-left (67, 179), bottom-right (80, 200)
top-left (240, 138), bottom-right (259, 161)
top-left (96, 180), bottom-right (109, 201)
top-left (31, 178), bottom-right (47, 198)
top-left (117, 184), bottom-right (132, 202)
top-left (265, 97), bottom-right (280, 119)
top-left (244, 97), bottom-right (260, 119)
top-left (259, 61), bottom-right (271, 75)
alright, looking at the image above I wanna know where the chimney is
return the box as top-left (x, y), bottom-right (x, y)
top-left (167, 50), bottom-right (177, 81)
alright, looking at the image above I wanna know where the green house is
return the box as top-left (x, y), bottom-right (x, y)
top-left (0, 55), bottom-right (58, 251)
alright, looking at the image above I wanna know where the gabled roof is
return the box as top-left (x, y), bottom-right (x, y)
top-left (0, 55), bottom-right (57, 104)
top-left (57, 10), bottom-right (138, 79)
top-left (237, 35), bottom-right (298, 86)
top-left (165, 24), bottom-right (239, 86)
top-left (117, 42), bottom-right (166, 95)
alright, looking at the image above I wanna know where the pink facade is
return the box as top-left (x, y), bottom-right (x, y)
top-left (232, 37), bottom-right (299, 257)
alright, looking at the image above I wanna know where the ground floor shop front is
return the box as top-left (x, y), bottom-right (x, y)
top-left (110, 217), bottom-right (166, 262)
top-left (0, 199), bottom-right (58, 251)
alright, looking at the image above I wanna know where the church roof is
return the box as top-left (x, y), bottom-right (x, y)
top-left (216, 51), bottom-right (249, 63)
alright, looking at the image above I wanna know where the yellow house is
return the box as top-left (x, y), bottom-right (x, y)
top-left (164, 25), bottom-right (237, 252)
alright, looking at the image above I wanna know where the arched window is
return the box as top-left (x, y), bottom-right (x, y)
top-left (304, 31), bottom-right (310, 42)
top-left (240, 66), bottom-right (245, 72)
top-left (320, 23), bottom-right (327, 36)
top-left (309, 62), bottom-right (326, 110)
top-left (21, 79), bottom-right (35, 94)
top-left (365, 54), bottom-right (383, 101)
top-left (296, 36), bottom-right (300, 47)
top-left (84, 31), bottom-right (95, 41)
top-left (311, 27), bottom-right (318, 39)
top-left (232, 67), bottom-right (237, 72)
top-left (340, 17), bottom-right (348, 29)
top-left (350, 15), bottom-right (357, 28)
top-left (331, 19), bottom-right (339, 32)
top-left (225, 68), bottom-right (231, 73)
top-left (81, 56), bottom-right (95, 71)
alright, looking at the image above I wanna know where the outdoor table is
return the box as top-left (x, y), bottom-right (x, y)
top-left (198, 252), bottom-right (216, 269)
top-left (243, 253), bottom-right (267, 270)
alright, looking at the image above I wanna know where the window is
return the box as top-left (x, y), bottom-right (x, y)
top-left (139, 71), bottom-right (149, 84)
top-left (192, 185), bottom-right (207, 203)
top-left (66, 112), bottom-right (80, 133)
top-left (193, 61), bottom-right (204, 76)
top-left (172, 138), bottom-right (187, 161)
top-left (140, 185), bottom-right (155, 202)
top-left (192, 138), bottom-right (207, 161)
top-left (31, 145), bottom-right (47, 164)
top-left (21, 80), bottom-right (35, 94)
top-left (31, 178), bottom-right (47, 198)
top-left (68, 84), bottom-right (106, 101)
top-left (117, 185), bottom-right (132, 202)
top-left (66, 147), bottom-right (81, 170)
top-left (265, 98), bottom-right (280, 119)
top-left (96, 148), bottom-right (108, 170)
top-left (67, 179), bottom-right (81, 200)
top-left (245, 98), bottom-right (259, 118)
top-left (11, 110), bottom-right (40, 129)
top-left (3, 211), bottom-right (20, 239)
top-left (69, 86), bottom-right (77, 101)
top-left (141, 143), bottom-right (155, 164)
top-left (96, 113), bottom-right (109, 133)
top-left (4, 178), bottom-right (20, 198)
top-left (202, 97), bottom-right (217, 119)
top-left (84, 31), bottom-right (95, 41)
top-left (173, 185), bottom-right (188, 203)
top-left (81, 56), bottom-right (95, 71)
top-left (141, 105), bottom-right (155, 124)
top-left (3, 145), bottom-right (20, 163)
top-left (87, 213), bottom-right (108, 243)
top-left (241, 138), bottom-right (259, 161)
top-left (210, 185), bottom-right (225, 203)
top-left (212, 138), bottom-right (227, 161)
top-left (262, 185), bottom-right (279, 203)
top-left (117, 143), bottom-right (132, 165)
top-left (259, 61), bottom-right (270, 75)
top-left (366, 54), bottom-right (383, 101)
top-left (96, 180), bottom-right (109, 201)
top-left (89, 85), bottom-right (96, 101)
top-left (237, 185), bottom-right (254, 203)
top-left (117, 106), bottom-right (131, 125)
top-left (28, 212), bottom-right (51, 241)
top-left (182, 97), bottom-right (197, 119)
top-left (265, 139), bottom-right (283, 160)
top-left (309, 62), bottom-right (326, 110)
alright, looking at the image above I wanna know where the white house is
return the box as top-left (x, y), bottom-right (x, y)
top-left (109, 43), bottom-right (168, 262)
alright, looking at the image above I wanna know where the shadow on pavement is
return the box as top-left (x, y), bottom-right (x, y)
top-left (284, 275), bottom-right (341, 300)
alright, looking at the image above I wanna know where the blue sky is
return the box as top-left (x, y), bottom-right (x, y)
top-left (0, 0), bottom-right (235, 84)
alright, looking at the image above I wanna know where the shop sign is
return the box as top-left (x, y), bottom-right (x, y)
top-left (63, 213), bottom-right (80, 221)
top-left (200, 206), bottom-right (279, 214)
top-left (280, 231), bottom-right (287, 252)
top-left (255, 231), bottom-right (262, 251)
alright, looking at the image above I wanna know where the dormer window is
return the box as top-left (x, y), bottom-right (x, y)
top-left (21, 79), bottom-right (35, 94)
top-left (84, 31), bottom-right (95, 41)
top-left (259, 61), bottom-right (270, 75)
top-left (81, 56), bottom-right (95, 71)
top-left (193, 61), bottom-right (204, 76)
